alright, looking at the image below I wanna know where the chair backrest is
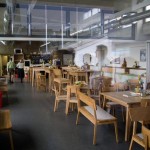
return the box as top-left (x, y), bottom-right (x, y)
top-left (102, 86), bottom-right (116, 92)
top-left (142, 125), bottom-right (150, 149)
top-left (67, 85), bottom-right (80, 96)
top-left (141, 99), bottom-right (150, 107)
top-left (114, 82), bottom-right (126, 91)
top-left (102, 77), bottom-right (112, 87)
top-left (128, 79), bottom-right (139, 91)
top-left (39, 75), bottom-right (46, 85)
top-left (77, 91), bottom-right (97, 119)
top-left (129, 106), bottom-right (150, 122)
top-left (53, 69), bottom-right (62, 78)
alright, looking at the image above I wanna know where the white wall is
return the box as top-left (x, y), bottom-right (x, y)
top-left (74, 39), bottom-right (113, 70)
top-left (74, 39), bottom-right (147, 85)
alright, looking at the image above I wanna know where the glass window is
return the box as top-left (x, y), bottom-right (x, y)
top-left (145, 5), bottom-right (150, 22)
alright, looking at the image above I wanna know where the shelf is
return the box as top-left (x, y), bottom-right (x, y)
top-left (114, 72), bottom-right (146, 77)
top-left (102, 66), bottom-right (146, 74)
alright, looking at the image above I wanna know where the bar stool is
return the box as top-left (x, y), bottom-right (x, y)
top-left (35, 72), bottom-right (41, 89)
top-left (54, 78), bottom-right (71, 95)
top-left (38, 75), bottom-right (47, 91)
top-left (0, 110), bottom-right (14, 150)
top-left (66, 85), bottom-right (80, 115)
top-left (29, 67), bottom-right (33, 83)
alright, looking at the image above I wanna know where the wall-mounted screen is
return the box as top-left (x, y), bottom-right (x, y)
top-left (14, 48), bottom-right (22, 54)
top-left (24, 60), bottom-right (31, 67)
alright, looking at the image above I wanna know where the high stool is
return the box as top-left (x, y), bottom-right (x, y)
top-left (35, 72), bottom-right (41, 89)
top-left (54, 78), bottom-right (71, 95)
top-left (39, 75), bottom-right (47, 91)
top-left (0, 110), bottom-right (14, 150)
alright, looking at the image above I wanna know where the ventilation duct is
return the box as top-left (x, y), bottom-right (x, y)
top-left (104, 9), bottom-right (150, 30)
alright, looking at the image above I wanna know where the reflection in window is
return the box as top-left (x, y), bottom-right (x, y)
top-left (145, 5), bottom-right (150, 22)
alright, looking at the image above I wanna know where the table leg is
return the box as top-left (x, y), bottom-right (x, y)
top-left (32, 69), bottom-right (34, 87)
top-left (125, 106), bottom-right (131, 141)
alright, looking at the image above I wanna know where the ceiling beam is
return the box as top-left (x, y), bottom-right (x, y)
top-left (14, 0), bottom-right (115, 8)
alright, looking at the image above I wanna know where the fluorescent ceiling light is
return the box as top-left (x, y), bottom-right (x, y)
top-left (0, 41), bottom-right (6, 45)
top-left (116, 17), bottom-right (121, 20)
top-left (40, 42), bottom-right (51, 47)
top-left (4, 18), bottom-right (7, 22)
top-left (132, 21), bottom-right (137, 24)
top-left (122, 24), bottom-right (132, 28)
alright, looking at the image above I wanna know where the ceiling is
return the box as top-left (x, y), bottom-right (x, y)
top-left (0, 0), bottom-right (146, 54)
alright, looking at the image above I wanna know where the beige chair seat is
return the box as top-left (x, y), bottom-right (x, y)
top-left (84, 106), bottom-right (116, 121)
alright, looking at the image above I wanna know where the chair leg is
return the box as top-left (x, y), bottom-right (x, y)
top-left (129, 138), bottom-right (134, 150)
top-left (9, 130), bottom-right (14, 150)
top-left (65, 101), bottom-right (69, 115)
top-left (54, 99), bottom-right (57, 112)
top-left (114, 122), bottom-right (119, 143)
top-left (76, 111), bottom-right (80, 125)
top-left (93, 125), bottom-right (97, 145)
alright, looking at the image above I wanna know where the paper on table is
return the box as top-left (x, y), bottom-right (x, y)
top-left (123, 92), bottom-right (140, 97)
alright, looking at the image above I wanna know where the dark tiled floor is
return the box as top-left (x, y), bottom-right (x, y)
top-left (0, 81), bottom-right (142, 150)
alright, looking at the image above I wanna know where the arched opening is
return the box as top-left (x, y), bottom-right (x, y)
top-left (83, 53), bottom-right (91, 65)
top-left (96, 45), bottom-right (108, 69)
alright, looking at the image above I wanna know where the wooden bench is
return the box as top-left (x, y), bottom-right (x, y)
top-left (76, 91), bottom-right (118, 145)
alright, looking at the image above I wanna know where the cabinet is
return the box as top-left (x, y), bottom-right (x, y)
top-left (14, 54), bottom-right (24, 64)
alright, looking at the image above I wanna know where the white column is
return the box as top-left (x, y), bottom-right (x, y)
top-left (146, 42), bottom-right (150, 84)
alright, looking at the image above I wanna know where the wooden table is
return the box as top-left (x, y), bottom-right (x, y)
top-left (100, 91), bottom-right (150, 141)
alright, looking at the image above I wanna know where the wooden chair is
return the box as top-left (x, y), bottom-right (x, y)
top-left (89, 76), bottom-right (112, 106)
top-left (76, 91), bottom-right (118, 145)
top-left (129, 99), bottom-right (150, 150)
top-left (53, 69), bottom-right (62, 78)
top-left (0, 110), bottom-right (14, 150)
top-left (51, 69), bottom-right (63, 93)
top-left (142, 125), bottom-right (150, 150)
top-left (38, 75), bottom-right (47, 91)
top-left (53, 82), bottom-right (67, 112)
top-left (102, 85), bottom-right (125, 121)
top-left (65, 85), bottom-right (80, 115)
top-left (35, 72), bottom-right (41, 89)
top-left (128, 79), bottom-right (139, 91)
